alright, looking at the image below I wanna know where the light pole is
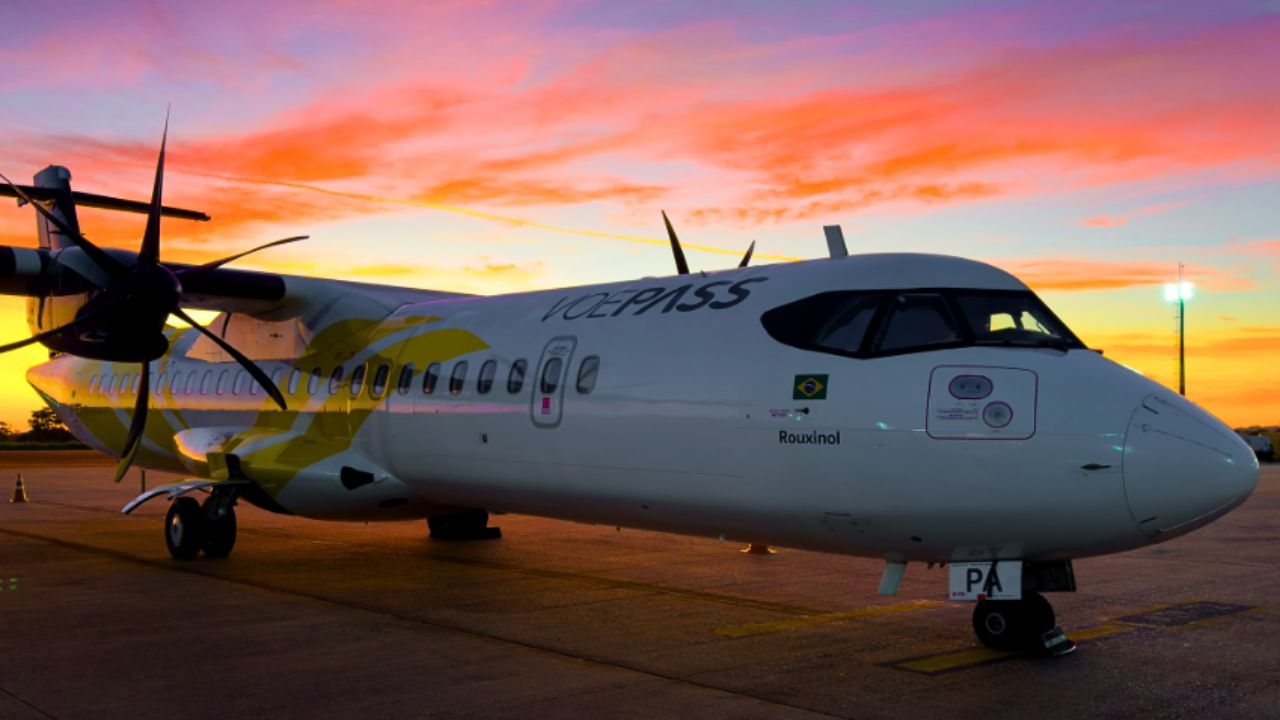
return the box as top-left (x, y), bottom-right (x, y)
top-left (1163, 264), bottom-right (1194, 396)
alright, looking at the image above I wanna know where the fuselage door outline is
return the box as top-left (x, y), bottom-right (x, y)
top-left (531, 336), bottom-right (576, 429)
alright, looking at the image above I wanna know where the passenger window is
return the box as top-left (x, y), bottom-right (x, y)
top-left (119, 374), bottom-right (131, 395)
top-left (540, 357), bottom-right (563, 394)
top-left (199, 371), bottom-right (212, 395)
top-left (216, 370), bottom-right (229, 395)
top-left (477, 360), bottom-right (497, 394)
top-left (287, 368), bottom-right (302, 395)
top-left (89, 374), bottom-right (98, 394)
top-left (328, 367), bottom-right (344, 395)
top-left (170, 372), bottom-right (183, 394)
top-left (154, 372), bottom-right (165, 393)
top-left (371, 363), bottom-right (390, 397)
top-left (507, 359), bottom-right (527, 394)
top-left (349, 364), bottom-right (366, 396)
top-left (576, 356), bottom-right (600, 394)
top-left (308, 367), bottom-right (322, 395)
top-left (873, 294), bottom-right (961, 353)
top-left (184, 372), bottom-right (197, 394)
top-left (397, 364), bottom-right (415, 395)
top-left (249, 371), bottom-right (261, 395)
top-left (449, 362), bottom-right (468, 395)
top-left (270, 368), bottom-right (284, 394)
top-left (422, 362), bottom-right (440, 394)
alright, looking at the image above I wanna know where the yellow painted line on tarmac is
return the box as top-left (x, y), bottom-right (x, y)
top-left (890, 624), bottom-right (1137, 675)
top-left (894, 647), bottom-right (1017, 674)
top-left (715, 600), bottom-right (943, 639)
top-left (1068, 623), bottom-right (1133, 642)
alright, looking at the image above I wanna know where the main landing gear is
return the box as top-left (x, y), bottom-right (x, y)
top-left (165, 487), bottom-right (238, 560)
top-left (428, 509), bottom-right (502, 541)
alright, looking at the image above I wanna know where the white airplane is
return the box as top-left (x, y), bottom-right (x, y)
top-left (0, 125), bottom-right (1259, 655)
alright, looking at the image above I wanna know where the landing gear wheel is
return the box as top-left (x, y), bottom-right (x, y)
top-left (972, 592), bottom-right (1057, 651)
top-left (428, 509), bottom-right (501, 540)
top-left (202, 503), bottom-right (237, 559)
top-left (165, 497), bottom-right (205, 561)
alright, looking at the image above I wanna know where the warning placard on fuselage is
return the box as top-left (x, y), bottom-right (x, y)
top-left (948, 561), bottom-right (1023, 601)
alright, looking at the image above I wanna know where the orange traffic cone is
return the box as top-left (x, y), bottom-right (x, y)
top-left (741, 543), bottom-right (776, 555)
top-left (10, 474), bottom-right (28, 503)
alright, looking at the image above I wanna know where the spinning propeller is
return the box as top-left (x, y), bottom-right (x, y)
top-left (1, 113), bottom-right (305, 483)
top-left (661, 210), bottom-right (754, 274)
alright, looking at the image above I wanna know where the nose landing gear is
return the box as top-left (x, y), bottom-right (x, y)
top-left (972, 592), bottom-right (1075, 655)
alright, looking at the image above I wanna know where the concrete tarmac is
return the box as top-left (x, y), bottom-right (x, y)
top-left (1, 452), bottom-right (1276, 720)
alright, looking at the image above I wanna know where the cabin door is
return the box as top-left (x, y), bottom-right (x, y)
top-left (531, 336), bottom-right (576, 429)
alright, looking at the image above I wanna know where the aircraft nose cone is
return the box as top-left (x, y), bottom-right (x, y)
top-left (1123, 394), bottom-right (1259, 537)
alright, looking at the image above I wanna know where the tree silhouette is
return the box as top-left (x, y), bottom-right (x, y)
top-left (22, 408), bottom-right (77, 442)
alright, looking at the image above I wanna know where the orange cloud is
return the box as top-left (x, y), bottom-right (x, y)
top-left (1080, 200), bottom-right (1195, 229)
top-left (994, 259), bottom-right (1253, 293)
top-left (1082, 215), bottom-right (1126, 228)
top-left (9, 12), bottom-right (1277, 236)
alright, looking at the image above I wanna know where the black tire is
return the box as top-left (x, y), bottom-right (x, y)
top-left (973, 593), bottom-right (1056, 651)
top-left (1021, 591), bottom-right (1056, 637)
top-left (202, 505), bottom-right (237, 559)
top-left (165, 497), bottom-right (205, 561)
top-left (428, 509), bottom-right (489, 539)
top-left (973, 599), bottom-right (1024, 651)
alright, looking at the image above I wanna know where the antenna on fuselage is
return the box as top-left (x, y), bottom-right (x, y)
top-left (660, 210), bottom-right (757, 273)
top-left (823, 225), bottom-right (848, 259)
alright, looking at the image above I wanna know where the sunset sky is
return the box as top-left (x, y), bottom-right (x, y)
top-left (0, 0), bottom-right (1277, 430)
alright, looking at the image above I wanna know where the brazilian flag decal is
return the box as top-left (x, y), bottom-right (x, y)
top-left (793, 374), bottom-right (828, 400)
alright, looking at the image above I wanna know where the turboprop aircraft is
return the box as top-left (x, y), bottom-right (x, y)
top-left (0, 123), bottom-right (1259, 655)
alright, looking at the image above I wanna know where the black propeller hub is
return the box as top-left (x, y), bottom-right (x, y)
top-left (122, 262), bottom-right (182, 320)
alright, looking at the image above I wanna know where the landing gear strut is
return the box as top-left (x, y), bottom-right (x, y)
top-left (972, 592), bottom-right (1074, 655)
top-left (201, 489), bottom-right (238, 558)
top-left (428, 509), bottom-right (501, 540)
top-left (163, 488), bottom-right (238, 560)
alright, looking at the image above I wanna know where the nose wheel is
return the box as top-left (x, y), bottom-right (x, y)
top-left (972, 592), bottom-right (1074, 655)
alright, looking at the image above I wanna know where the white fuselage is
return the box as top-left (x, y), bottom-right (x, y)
top-left (31, 253), bottom-right (1259, 564)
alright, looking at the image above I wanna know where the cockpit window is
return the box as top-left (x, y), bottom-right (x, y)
top-left (952, 292), bottom-right (1081, 350)
top-left (760, 291), bottom-right (885, 355)
top-left (872, 293), bottom-right (962, 353)
top-left (814, 295), bottom-right (882, 353)
top-left (761, 288), bottom-right (1083, 358)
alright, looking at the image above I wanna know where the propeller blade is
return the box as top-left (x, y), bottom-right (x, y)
top-left (0, 173), bottom-right (129, 279)
top-left (139, 109), bottom-right (170, 265)
top-left (661, 210), bottom-right (689, 275)
top-left (176, 236), bottom-right (308, 278)
top-left (0, 303), bottom-right (109, 355)
top-left (172, 307), bottom-right (287, 411)
top-left (112, 362), bottom-right (150, 484)
top-left (738, 240), bottom-right (756, 268)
